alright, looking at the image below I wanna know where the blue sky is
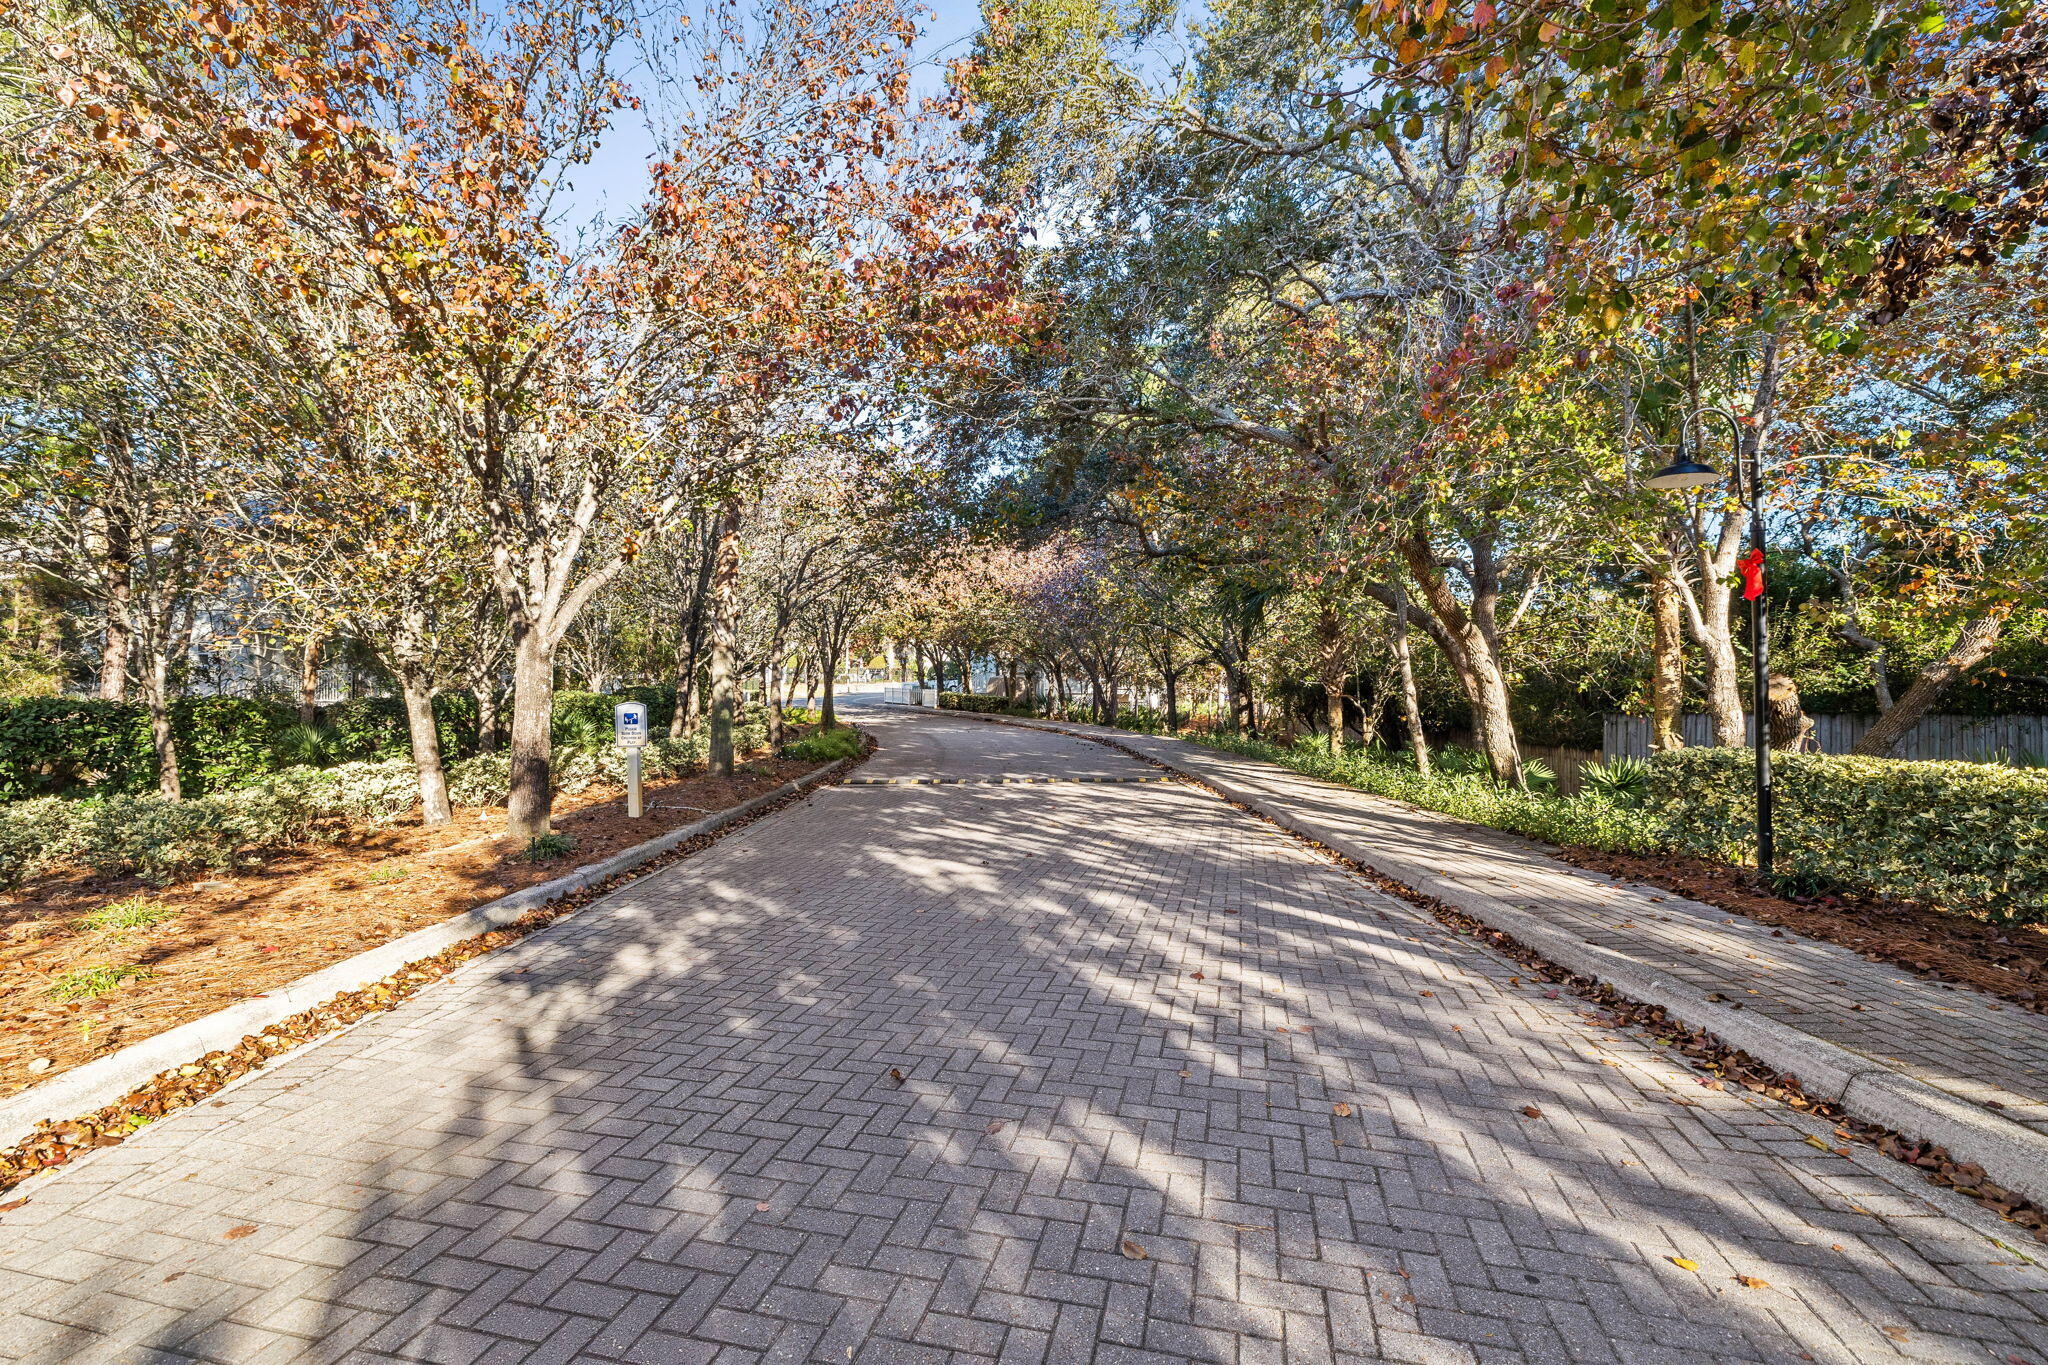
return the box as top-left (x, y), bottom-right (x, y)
top-left (557, 0), bottom-right (988, 234)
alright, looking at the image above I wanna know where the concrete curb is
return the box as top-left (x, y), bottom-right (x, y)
top-left (0, 758), bottom-right (850, 1152)
top-left (951, 710), bottom-right (2048, 1209)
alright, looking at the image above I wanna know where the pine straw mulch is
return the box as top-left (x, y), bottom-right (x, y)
top-left (1550, 846), bottom-right (2048, 1016)
top-left (0, 753), bottom-right (817, 1099)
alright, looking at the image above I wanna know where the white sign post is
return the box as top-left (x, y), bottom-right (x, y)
top-left (614, 701), bottom-right (649, 818)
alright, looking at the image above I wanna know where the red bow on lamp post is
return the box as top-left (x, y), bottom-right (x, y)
top-left (1737, 548), bottom-right (1766, 602)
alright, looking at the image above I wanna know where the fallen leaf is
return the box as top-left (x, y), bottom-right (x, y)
top-left (1119, 1239), bottom-right (1148, 1260)
top-left (1190, 971), bottom-right (1203, 980)
top-left (1418, 990), bottom-right (1434, 997)
top-left (755, 1202), bottom-right (771, 1212)
top-left (1734, 1274), bottom-right (1769, 1289)
top-left (223, 1224), bottom-right (257, 1240)
top-left (1803, 1135), bottom-right (1831, 1151)
top-left (1333, 1103), bottom-right (1353, 1117)
top-left (886, 1068), bottom-right (905, 1087)
top-left (0, 1198), bottom-right (27, 1212)
top-left (1669, 1257), bottom-right (1699, 1271)
top-left (984, 1120), bottom-right (1004, 1135)
top-left (1520, 1105), bottom-right (1544, 1119)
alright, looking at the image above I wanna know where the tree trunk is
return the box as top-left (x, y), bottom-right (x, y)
top-left (100, 588), bottom-right (131, 702)
top-left (820, 643), bottom-right (839, 728)
top-left (142, 651), bottom-right (180, 800)
top-left (706, 499), bottom-right (743, 777)
top-left (1696, 606), bottom-right (1747, 747)
top-left (1163, 668), bottom-right (1180, 732)
top-left (669, 635), bottom-right (700, 739)
top-left (1391, 582), bottom-right (1431, 777)
top-left (474, 685), bottom-right (500, 753)
top-left (96, 505), bottom-right (133, 702)
top-left (1850, 614), bottom-right (2005, 757)
top-left (1650, 568), bottom-right (1686, 752)
top-left (297, 636), bottom-right (323, 726)
top-left (1396, 538), bottom-right (1518, 783)
top-left (765, 645), bottom-right (786, 751)
top-left (504, 624), bottom-right (555, 838)
top-left (400, 672), bottom-right (453, 823)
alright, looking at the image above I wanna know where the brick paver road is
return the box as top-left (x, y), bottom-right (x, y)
top-left (3, 707), bottom-right (2046, 1365)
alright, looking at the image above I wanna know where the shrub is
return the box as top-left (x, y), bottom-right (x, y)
top-left (523, 832), bottom-right (574, 862)
top-left (0, 759), bottom-right (423, 888)
top-left (326, 693), bottom-right (480, 764)
top-left (175, 696), bottom-right (300, 793)
top-left (0, 705), bottom-right (778, 890)
top-left (1581, 756), bottom-right (1653, 806)
top-left (77, 795), bottom-right (245, 883)
top-left (446, 751), bottom-right (514, 807)
top-left (783, 726), bottom-right (863, 762)
top-left (939, 692), bottom-right (1035, 715)
top-left (1647, 748), bottom-right (2048, 922)
top-left (0, 796), bottom-right (93, 885)
top-left (0, 697), bottom-right (153, 800)
top-left (550, 691), bottom-right (617, 749)
top-left (1194, 734), bottom-right (1669, 856)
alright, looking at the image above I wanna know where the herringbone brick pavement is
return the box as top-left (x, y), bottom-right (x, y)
top-left (1, 709), bottom-right (2044, 1364)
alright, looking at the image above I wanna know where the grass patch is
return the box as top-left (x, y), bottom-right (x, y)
top-left (782, 726), bottom-right (863, 762)
top-left (362, 863), bottom-right (413, 885)
top-left (75, 896), bottom-right (176, 934)
top-left (47, 963), bottom-right (155, 1001)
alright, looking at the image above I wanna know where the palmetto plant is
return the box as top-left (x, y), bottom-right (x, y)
top-left (1581, 756), bottom-right (1653, 806)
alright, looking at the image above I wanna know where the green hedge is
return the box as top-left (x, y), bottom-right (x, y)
top-left (0, 696), bottom-right (308, 799)
top-left (0, 688), bottom-right (619, 800)
top-left (0, 698), bottom-right (153, 800)
top-left (0, 714), bottom-right (777, 888)
top-left (1647, 748), bottom-right (2048, 922)
top-left (325, 693), bottom-right (480, 763)
top-left (938, 692), bottom-right (1036, 715)
top-left (1198, 735), bottom-right (1668, 855)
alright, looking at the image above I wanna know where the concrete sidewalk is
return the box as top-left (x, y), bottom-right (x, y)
top-left (982, 712), bottom-right (2048, 1208)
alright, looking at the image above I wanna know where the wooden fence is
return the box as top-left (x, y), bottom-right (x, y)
top-left (1602, 712), bottom-right (2048, 764)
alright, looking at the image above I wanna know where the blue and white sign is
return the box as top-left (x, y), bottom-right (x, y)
top-left (614, 701), bottom-right (649, 748)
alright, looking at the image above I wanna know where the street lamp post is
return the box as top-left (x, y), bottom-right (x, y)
top-left (1647, 431), bottom-right (1774, 877)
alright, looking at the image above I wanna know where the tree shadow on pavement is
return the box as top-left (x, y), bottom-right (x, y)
top-left (13, 710), bottom-right (2048, 1364)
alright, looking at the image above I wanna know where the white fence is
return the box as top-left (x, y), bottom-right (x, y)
top-left (1602, 712), bottom-right (2048, 764)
